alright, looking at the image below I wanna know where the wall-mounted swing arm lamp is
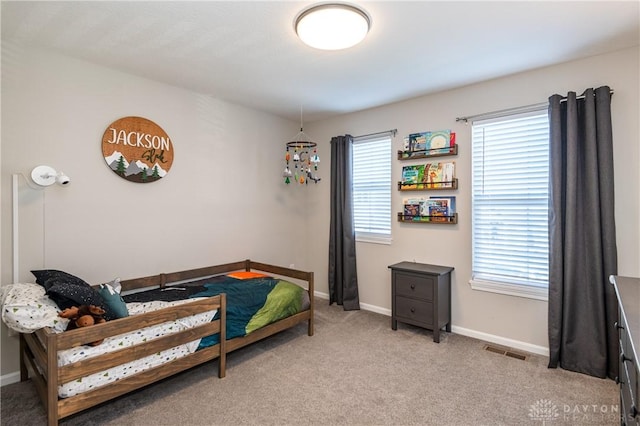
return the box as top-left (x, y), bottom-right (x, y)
top-left (31, 165), bottom-right (71, 186)
top-left (12, 166), bottom-right (71, 283)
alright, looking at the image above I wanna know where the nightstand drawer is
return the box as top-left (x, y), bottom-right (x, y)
top-left (389, 262), bottom-right (453, 343)
top-left (395, 272), bottom-right (433, 300)
top-left (395, 296), bottom-right (433, 326)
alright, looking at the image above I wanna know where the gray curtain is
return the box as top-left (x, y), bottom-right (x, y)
top-left (548, 86), bottom-right (618, 379)
top-left (328, 135), bottom-right (360, 310)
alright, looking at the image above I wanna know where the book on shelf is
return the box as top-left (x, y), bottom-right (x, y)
top-left (418, 199), bottom-right (431, 222)
top-left (401, 196), bottom-right (456, 223)
top-left (421, 161), bottom-right (456, 188)
top-left (427, 197), bottom-right (456, 222)
top-left (403, 197), bottom-right (424, 221)
top-left (428, 203), bottom-right (449, 222)
top-left (401, 131), bottom-right (456, 156)
top-left (425, 130), bottom-right (451, 154)
top-left (403, 203), bottom-right (421, 221)
top-left (401, 165), bottom-right (425, 189)
top-left (430, 196), bottom-right (456, 215)
top-left (410, 132), bottom-right (428, 152)
top-left (403, 132), bottom-right (424, 152)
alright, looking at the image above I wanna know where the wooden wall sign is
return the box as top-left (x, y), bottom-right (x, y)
top-left (102, 116), bottom-right (174, 183)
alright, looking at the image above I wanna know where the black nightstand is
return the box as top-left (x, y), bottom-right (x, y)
top-left (388, 262), bottom-right (454, 343)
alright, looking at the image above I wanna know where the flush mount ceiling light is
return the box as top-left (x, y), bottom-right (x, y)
top-left (295, 3), bottom-right (371, 50)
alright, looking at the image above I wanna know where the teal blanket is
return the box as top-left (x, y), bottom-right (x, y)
top-left (192, 277), bottom-right (304, 348)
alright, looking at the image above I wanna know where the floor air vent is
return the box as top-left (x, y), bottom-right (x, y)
top-left (483, 344), bottom-right (528, 361)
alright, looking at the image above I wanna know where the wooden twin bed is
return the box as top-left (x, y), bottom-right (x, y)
top-left (17, 260), bottom-right (314, 426)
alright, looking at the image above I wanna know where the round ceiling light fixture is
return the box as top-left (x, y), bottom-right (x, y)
top-left (295, 3), bottom-right (371, 50)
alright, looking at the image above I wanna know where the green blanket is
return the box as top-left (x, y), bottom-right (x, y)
top-left (191, 277), bottom-right (304, 347)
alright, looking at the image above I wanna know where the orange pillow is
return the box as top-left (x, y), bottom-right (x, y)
top-left (227, 271), bottom-right (268, 280)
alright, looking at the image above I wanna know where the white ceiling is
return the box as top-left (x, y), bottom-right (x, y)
top-left (2, 1), bottom-right (639, 122)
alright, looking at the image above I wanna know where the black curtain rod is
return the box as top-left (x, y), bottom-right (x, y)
top-left (456, 88), bottom-right (614, 123)
top-left (353, 129), bottom-right (397, 139)
top-left (558, 88), bottom-right (614, 102)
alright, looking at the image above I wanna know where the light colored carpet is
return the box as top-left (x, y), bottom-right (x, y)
top-left (1, 299), bottom-right (618, 425)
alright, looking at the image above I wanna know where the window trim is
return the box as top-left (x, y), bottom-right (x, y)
top-left (352, 133), bottom-right (392, 245)
top-left (356, 232), bottom-right (392, 245)
top-left (469, 278), bottom-right (548, 301)
top-left (470, 108), bottom-right (549, 301)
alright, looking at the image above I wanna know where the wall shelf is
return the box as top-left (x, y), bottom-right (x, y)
top-left (397, 133), bottom-right (459, 226)
top-left (397, 144), bottom-right (458, 160)
top-left (397, 212), bottom-right (458, 224)
top-left (397, 179), bottom-right (458, 191)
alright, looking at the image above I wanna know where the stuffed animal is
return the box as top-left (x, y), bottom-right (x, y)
top-left (58, 305), bottom-right (107, 346)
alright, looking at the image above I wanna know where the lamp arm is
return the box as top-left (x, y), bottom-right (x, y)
top-left (12, 172), bottom-right (45, 283)
top-left (12, 172), bottom-right (41, 283)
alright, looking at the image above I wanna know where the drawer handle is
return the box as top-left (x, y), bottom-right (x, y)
top-left (615, 321), bottom-right (624, 330)
top-left (410, 284), bottom-right (416, 290)
top-left (410, 307), bottom-right (415, 313)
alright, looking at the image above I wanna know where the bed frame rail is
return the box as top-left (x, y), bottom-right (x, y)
top-left (119, 260), bottom-right (249, 291)
top-left (247, 260), bottom-right (314, 338)
top-left (118, 259), bottom-right (314, 293)
top-left (110, 258), bottom-right (316, 358)
top-left (21, 294), bottom-right (226, 426)
top-left (19, 259), bottom-right (313, 426)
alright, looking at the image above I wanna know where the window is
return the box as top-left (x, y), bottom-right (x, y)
top-left (471, 109), bottom-right (549, 300)
top-left (352, 134), bottom-right (392, 244)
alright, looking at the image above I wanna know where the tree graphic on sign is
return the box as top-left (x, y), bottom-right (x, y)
top-left (116, 156), bottom-right (126, 175)
top-left (152, 165), bottom-right (160, 179)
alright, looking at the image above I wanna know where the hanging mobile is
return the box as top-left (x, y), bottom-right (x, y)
top-left (283, 106), bottom-right (320, 185)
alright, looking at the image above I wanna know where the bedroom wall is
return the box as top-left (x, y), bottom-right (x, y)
top-left (1, 42), bottom-right (638, 381)
top-left (0, 43), bottom-right (311, 379)
top-left (305, 46), bottom-right (640, 355)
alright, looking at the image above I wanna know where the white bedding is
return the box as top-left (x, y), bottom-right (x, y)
top-left (58, 299), bottom-right (216, 398)
top-left (1, 283), bottom-right (218, 398)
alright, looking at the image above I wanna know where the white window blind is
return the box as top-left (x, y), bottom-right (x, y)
top-left (471, 110), bottom-right (549, 298)
top-left (352, 134), bottom-right (392, 244)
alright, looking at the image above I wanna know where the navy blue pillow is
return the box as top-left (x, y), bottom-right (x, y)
top-left (32, 269), bottom-right (88, 291)
top-left (31, 269), bottom-right (117, 321)
top-left (46, 281), bottom-right (104, 309)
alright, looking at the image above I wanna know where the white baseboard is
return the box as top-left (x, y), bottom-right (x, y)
top-left (359, 302), bottom-right (391, 316)
top-left (450, 325), bottom-right (549, 357)
top-left (1, 371), bottom-right (20, 387)
top-left (314, 291), bottom-right (391, 316)
top-left (314, 290), bottom-right (329, 300)
top-left (315, 292), bottom-right (549, 357)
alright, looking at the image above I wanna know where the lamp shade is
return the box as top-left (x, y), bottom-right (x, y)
top-left (31, 165), bottom-right (71, 187)
top-left (295, 4), bottom-right (370, 50)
